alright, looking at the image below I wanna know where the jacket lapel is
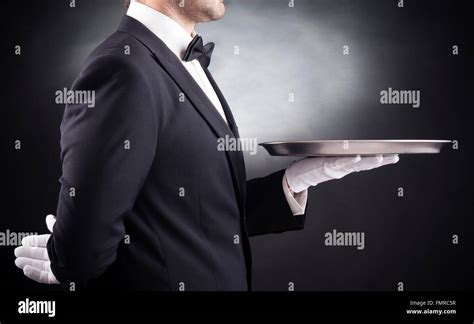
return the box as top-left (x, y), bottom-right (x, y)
top-left (203, 67), bottom-right (247, 204)
top-left (203, 68), bottom-right (239, 136)
top-left (117, 16), bottom-right (246, 209)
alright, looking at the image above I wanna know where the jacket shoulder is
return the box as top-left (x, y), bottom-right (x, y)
top-left (89, 31), bottom-right (152, 61)
top-left (73, 32), bottom-right (154, 87)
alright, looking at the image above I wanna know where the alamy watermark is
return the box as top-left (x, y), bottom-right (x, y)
top-left (217, 135), bottom-right (258, 155)
top-left (0, 230), bottom-right (38, 246)
top-left (380, 87), bottom-right (420, 108)
top-left (18, 298), bottom-right (56, 317)
top-left (55, 87), bottom-right (95, 108)
top-left (324, 229), bottom-right (365, 250)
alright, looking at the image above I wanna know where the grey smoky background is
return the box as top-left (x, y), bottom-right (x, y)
top-left (3, 0), bottom-right (473, 291)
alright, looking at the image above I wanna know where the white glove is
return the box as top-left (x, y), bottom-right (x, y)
top-left (285, 155), bottom-right (399, 193)
top-left (14, 214), bottom-right (60, 284)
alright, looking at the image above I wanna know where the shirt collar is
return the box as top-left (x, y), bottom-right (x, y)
top-left (126, 1), bottom-right (194, 60)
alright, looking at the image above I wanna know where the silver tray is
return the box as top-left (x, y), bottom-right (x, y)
top-left (260, 140), bottom-right (451, 157)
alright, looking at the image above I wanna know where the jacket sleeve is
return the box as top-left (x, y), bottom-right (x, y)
top-left (245, 170), bottom-right (307, 237)
top-left (47, 54), bottom-right (157, 284)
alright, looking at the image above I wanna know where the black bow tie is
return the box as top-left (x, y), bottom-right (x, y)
top-left (182, 35), bottom-right (215, 68)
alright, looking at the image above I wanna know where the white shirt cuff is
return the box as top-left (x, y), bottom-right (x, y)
top-left (282, 174), bottom-right (308, 216)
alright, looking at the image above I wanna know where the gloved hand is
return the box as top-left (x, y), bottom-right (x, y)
top-left (285, 155), bottom-right (399, 193)
top-left (14, 214), bottom-right (60, 284)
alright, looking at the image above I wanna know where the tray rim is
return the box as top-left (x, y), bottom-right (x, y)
top-left (259, 139), bottom-right (452, 146)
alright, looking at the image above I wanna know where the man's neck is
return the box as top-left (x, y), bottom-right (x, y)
top-left (137, 0), bottom-right (196, 35)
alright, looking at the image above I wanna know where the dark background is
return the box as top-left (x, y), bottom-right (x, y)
top-left (3, 0), bottom-right (473, 292)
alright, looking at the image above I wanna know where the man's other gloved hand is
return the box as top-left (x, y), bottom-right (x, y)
top-left (14, 214), bottom-right (60, 284)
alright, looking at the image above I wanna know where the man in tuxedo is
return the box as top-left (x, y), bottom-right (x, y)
top-left (14, 0), bottom-right (399, 290)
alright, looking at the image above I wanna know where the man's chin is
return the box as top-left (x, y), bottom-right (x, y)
top-left (207, 6), bottom-right (225, 21)
top-left (196, 2), bottom-right (225, 22)
top-left (214, 4), bottom-right (225, 20)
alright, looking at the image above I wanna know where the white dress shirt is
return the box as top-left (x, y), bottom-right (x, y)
top-left (127, 1), bottom-right (228, 124)
top-left (126, 1), bottom-right (307, 215)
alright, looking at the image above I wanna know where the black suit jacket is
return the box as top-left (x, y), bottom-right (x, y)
top-left (47, 16), bottom-right (306, 291)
